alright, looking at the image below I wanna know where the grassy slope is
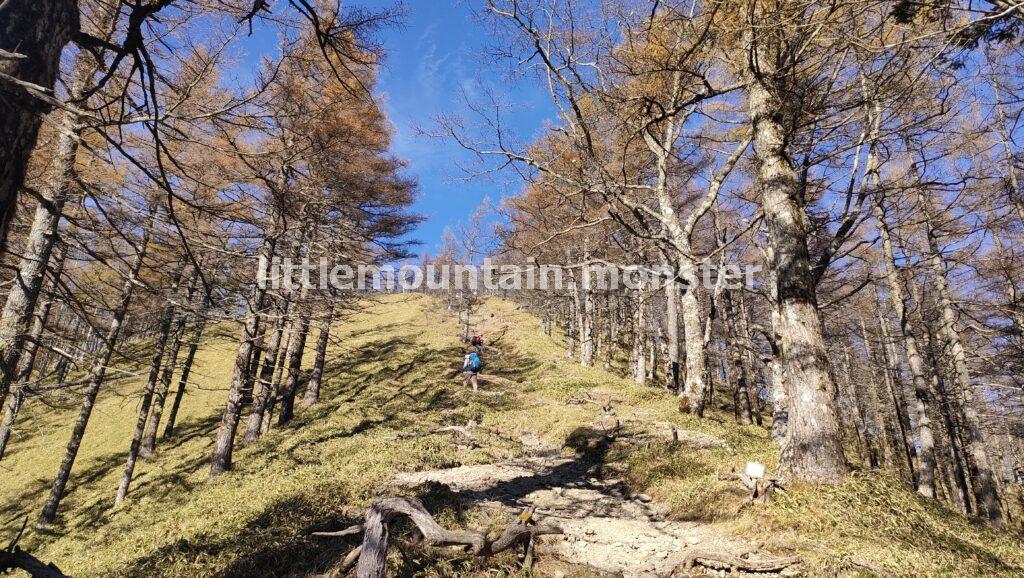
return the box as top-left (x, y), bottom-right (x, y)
top-left (0, 294), bottom-right (1020, 577)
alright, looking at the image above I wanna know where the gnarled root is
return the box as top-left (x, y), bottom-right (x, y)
top-left (313, 496), bottom-right (562, 578)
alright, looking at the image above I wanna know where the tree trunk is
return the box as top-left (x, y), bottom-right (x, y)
top-left (921, 193), bottom-right (1004, 528)
top-left (878, 310), bottom-right (923, 481)
top-left (244, 300), bottom-right (289, 444)
top-left (604, 295), bottom-right (616, 370)
top-left (569, 281), bottom-right (581, 359)
top-left (766, 270), bottom-right (788, 443)
top-left (860, 316), bottom-right (909, 480)
top-left (116, 256), bottom-right (188, 504)
top-left (210, 233), bottom-right (277, 476)
top-left (738, 294), bottom-right (762, 426)
top-left (724, 290), bottom-right (753, 425)
top-left (141, 270), bottom-right (199, 457)
top-left (262, 326), bottom-right (292, 435)
top-left (302, 309), bottom-right (333, 409)
top-left (664, 275), bottom-right (680, 392)
top-left (162, 318), bottom-right (205, 440)
top-left (991, 77), bottom-right (1024, 223)
top-left (746, 30), bottom-right (847, 482)
top-left (843, 345), bottom-right (877, 468)
top-left (277, 298), bottom-right (311, 425)
top-left (632, 292), bottom-right (647, 385)
top-left (38, 205), bottom-right (157, 526)
top-left (875, 196), bottom-right (936, 497)
top-left (0, 50), bottom-right (93, 409)
top-left (926, 339), bottom-right (973, 515)
top-left (580, 264), bottom-right (595, 367)
top-left (0, 244), bottom-right (65, 461)
top-left (0, 0), bottom-right (79, 257)
top-left (678, 262), bottom-right (706, 412)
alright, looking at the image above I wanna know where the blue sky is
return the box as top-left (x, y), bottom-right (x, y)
top-left (234, 1), bottom-right (556, 254)
top-left (367, 1), bottom-right (554, 253)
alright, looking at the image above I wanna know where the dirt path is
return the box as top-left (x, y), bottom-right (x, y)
top-left (403, 312), bottom-right (801, 577)
top-left (395, 441), bottom-right (786, 577)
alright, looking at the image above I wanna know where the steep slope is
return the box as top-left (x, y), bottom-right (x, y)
top-left (1, 294), bottom-right (1021, 577)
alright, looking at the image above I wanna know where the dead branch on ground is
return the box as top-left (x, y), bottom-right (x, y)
top-left (313, 497), bottom-right (562, 578)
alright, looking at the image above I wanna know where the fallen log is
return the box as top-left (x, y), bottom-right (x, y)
top-left (314, 497), bottom-right (562, 578)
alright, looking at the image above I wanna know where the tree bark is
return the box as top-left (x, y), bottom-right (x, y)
top-left (724, 290), bottom-right (753, 425)
top-left (302, 309), bottom-right (333, 409)
top-left (38, 204), bottom-right (157, 526)
top-left (244, 300), bottom-right (289, 443)
top-left (0, 244), bottom-right (65, 461)
top-left (677, 262), bottom-right (707, 413)
top-left (632, 291), bottom-right (647, 385)
top-left (930, 362), bottom-right (973, 514)
top-left (162, 318), bottom-right (205, 440)
top-left (664, 275), bottom-right (681, 392)
top-left (860, 316), bottom-right (908, 479)
top-left (210, 233), bottom-right (277, 475)
top-left (0, 0), bottom-right (79, 256)
top-left (0, 52), bottom-right (92, 410)
top-left (141, 270), bottom-right (199, 457)
top-left (764, 263), bottom-right (788, 443)
top-left (115, 256), bottom-right (188, 504)
top-left (746, 27), bottom-right (847, 482)
top-left (261, 326), bottom-right (292, 435)
top-left (580, 260), bottom-right (595, 367)
top-left (920, 192), bottom-right (1004, 528)
top-left (875, 190), bottom-right (938, 498)
top-left (350, 497), bottom-right (561, 578)
top-left (277, 296), bottom-right (311, 425)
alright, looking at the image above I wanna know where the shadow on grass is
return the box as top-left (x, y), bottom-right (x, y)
top-left (115, 491), bottom-right (362, 578)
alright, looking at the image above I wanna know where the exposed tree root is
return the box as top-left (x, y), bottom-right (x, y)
top-left (313, 496), bottom-right (562, 578)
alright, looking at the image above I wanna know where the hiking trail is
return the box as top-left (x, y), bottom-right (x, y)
top-left (387, 312), bottom-right (801, 577)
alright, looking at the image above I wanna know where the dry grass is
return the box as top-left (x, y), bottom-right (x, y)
top-left (0, 294), bottom-right (1020, 577)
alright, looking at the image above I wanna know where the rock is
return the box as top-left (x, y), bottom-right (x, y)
top-left (636, 493), bottom-right (653, 503)
top-left (686, 536), bottom-right (702, 545)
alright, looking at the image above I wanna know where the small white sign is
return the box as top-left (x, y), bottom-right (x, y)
top-left (745, 461), bottom-right (766, 480)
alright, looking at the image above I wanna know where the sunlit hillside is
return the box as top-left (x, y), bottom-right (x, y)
top-left (1, 295), bottom-right (1020, 577)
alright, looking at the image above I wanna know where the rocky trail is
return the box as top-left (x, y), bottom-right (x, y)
top-left (361, 310), bottom-right (803, 577)
top-left (392, 427), bottom-right (801, 577)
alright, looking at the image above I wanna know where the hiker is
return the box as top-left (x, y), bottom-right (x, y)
top-left (463, 347), bottom-right (482, 392)
top-left (470, 334), bottom-right (483, 351)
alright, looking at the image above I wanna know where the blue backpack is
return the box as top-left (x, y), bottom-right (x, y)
top-left (467, 352), bottom-right (482, 372)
